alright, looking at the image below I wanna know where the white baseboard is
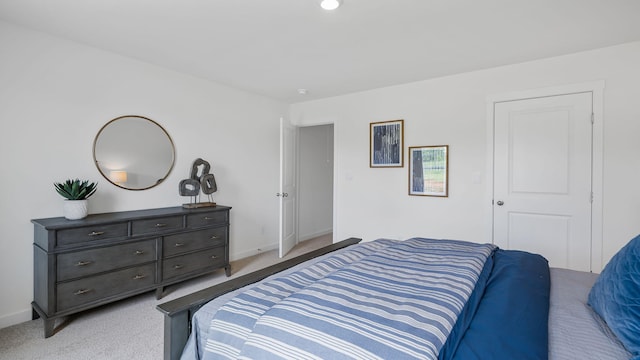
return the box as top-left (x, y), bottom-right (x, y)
top-left (0, 308), bottom-right (32, 330)
top-left (229, 230), bottom-right (331, 262)
top-left (298, 229), bottom-right (332, 242)
top-left (230, 243), bottom-right (278, 261)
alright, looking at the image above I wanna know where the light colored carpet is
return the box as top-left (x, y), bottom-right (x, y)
top-left (0, 235), bottom-right (332, 360)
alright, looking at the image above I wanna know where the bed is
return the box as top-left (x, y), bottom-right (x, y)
top-left (157, 236), bottom-right (638, 360)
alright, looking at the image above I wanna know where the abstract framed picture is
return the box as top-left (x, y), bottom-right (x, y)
top-left (370, 119), bottom-right (404, 167)
top-left (409, 145), bottom-right (448, 197)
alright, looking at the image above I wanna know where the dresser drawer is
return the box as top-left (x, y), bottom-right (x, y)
top-left (186, 211), bottom-right (228, 228)
top-left (56, 264), bottom-right (156, 312)
top-left (56, 223), bottom-right (128, 247)
top-left (131, 216), bottom-right (182, 236)
top-left (162, 247), bottom-right (225, 281)
top-left (57, 239), bottom-right (157, 281)
top-left (163, 227), bottom-right (227, 257)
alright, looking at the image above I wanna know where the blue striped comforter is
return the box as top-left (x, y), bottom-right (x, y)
top-left (202, 238), bottom-right (496, 360)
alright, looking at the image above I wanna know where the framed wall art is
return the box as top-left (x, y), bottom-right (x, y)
top-left (370, 119), bottom-right (404, 167)
top-left (409, 145), bottom-right (448, 197)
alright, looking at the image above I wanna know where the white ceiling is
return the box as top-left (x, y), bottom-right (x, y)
top-left (1, 0), bottom-right (640, 103)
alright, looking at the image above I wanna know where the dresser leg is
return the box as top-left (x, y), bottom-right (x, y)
top-left (43, 318), bottom-right (55, 338)
top-left (156, 287), bottom-right (164, 300)
top-left (32, 303), bottom-right (55, 337)
top-left (225, 265), bottom-right (231, 277)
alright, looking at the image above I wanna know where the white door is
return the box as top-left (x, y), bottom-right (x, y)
top-left (493, 92), bottom-right (593, 271)
top-left (279, 117), bottom-right (297, 258)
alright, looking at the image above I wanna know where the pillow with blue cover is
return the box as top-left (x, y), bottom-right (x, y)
top-left (588, 234), bottom-right (640, 358)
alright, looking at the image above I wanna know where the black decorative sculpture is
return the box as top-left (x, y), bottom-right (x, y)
top-left (179, 158), bottom-right (217, 208)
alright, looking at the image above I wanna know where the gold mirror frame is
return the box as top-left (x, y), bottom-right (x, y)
top-left (93, 115), bottom-right (175, 190)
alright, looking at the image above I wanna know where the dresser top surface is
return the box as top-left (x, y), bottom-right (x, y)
top-left (32, 205), bottom-right (231, 229)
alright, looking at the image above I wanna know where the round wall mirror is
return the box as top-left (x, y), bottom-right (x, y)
top-left (93, 115), bottom-right (175, 190)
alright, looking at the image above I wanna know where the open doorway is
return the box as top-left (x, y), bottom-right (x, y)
top-left (297, 124), bottom-right (334, 248)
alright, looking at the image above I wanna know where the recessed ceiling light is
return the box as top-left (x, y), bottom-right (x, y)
top-left (320, 0), bottom-right (341, 10)
top-left (297, 89), bottom-right (308, 95)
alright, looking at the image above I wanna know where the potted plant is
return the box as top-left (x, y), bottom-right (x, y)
top-left (54, 179), bottom-right (98, 220)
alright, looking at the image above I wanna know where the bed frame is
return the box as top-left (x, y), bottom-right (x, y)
top-left (156, 237), bottom-right (362, 360)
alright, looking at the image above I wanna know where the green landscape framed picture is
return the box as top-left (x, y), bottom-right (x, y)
top-left (409, 145), bottom-right (448, 197)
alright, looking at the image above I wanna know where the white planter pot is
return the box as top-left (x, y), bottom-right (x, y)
top-left (63, 200), bottom-right (88, 220)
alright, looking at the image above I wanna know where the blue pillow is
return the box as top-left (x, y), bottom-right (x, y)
top-left (588, 234), bottom-right (640, 358)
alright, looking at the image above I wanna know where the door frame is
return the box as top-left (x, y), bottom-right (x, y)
top-left (485, 81), bottom-right (605, 271)
top-left (295, 123), bottom-right (335, 243)
top-left (296, 120), bottom-right (338, 244)
top-left (279, 119), bottom-right (338, 258)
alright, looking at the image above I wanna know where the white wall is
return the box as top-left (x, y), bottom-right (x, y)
top-left (3, 17), bottom-right (640, 331)
top-left (298, 125), bottom-right (334, 241)
top-left (291, 41), bottom-right (640, 270)
top-left (0, 21), bottom-right (286, 328)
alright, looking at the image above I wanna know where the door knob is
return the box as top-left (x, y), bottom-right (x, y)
top-left (496, 200), bottom-right (504, 206)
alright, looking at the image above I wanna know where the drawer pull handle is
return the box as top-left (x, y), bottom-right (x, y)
top-left (135, 250), bottom-right (145, 255)
top-left (155, 223), bottom-right (167, 228)
top-left (210, 235), bottom-right (218, 240)
top-left (204, 216), bottom-right (214, 220)
top-left (211, 255), bottom-right (218, 260)
top-left (75, 260), bottom-right (92, 266)
top-left (88, 231), bottom-right (104, 236)
top-left (174, 243), bottom-right (185, 247)
top-left (173, 264), bottom-right (184, 270)
top-left (132, 274), bottom-right (146, 280)
top-left (74, 289), bottom-right (92, 295)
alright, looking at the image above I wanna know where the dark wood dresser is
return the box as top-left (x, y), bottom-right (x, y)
top-left (31, 205), bottom-right (231, 337)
